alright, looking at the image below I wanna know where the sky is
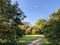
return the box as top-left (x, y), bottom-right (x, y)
top-left (12, 0), bottom-right (60, 25)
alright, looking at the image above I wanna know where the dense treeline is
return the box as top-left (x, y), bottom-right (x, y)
top-left (21, 19), bottom-right (46, 35)
top-left (0, 0), bottom-right (26, 45)
top-left (42, 8), bottom-right (60, 45)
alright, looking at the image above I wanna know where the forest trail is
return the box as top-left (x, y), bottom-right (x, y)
top-left (26, 36), bottom-right (43, 45)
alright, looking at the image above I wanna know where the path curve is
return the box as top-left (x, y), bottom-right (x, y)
top-left (26, 36), bottom-right (43, 45)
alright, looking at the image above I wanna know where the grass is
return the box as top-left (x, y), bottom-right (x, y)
top-left (1, 35), bottom-right (48, 45)
top-left (20, 35), bottom-right (42, 42)
top-left (40, 37), bottom-right (49, 45)
top-left (19, 35), bottom-right (43, 45)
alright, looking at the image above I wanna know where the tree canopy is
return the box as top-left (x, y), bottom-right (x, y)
top-left (0, 0), bottom-right (26, 45)
top-left (42, 8), bottom-right (60, 45)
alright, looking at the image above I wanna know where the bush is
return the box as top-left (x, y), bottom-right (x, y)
top-left (42, 20), bottom-right (60, 45)
top-left (42, 9), bottom-right (60, 45)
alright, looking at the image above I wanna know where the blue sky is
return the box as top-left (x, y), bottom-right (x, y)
top-left (12, 0), bottom-right (60, 25)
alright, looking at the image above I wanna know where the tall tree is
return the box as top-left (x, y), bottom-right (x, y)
top-left (32, 18), bottom-right (46, 34)
top-left (42, 8), bottom-right (60, 45)
top-left (0, 0), bottom-right (26, 45)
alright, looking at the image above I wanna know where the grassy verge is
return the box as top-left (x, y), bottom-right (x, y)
top-left (19, 35), bottom-right (43, 45)
top-left (40, 37), bottom-right (49, 45)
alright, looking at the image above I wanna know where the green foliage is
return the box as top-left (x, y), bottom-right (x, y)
top-left (31, 19), bottom-right (46, 34)
top-left (42, 8), bottom-right (60, 45)
top-left (19, 22), bottom-right (31, 35)
top-left (26, 27), bottom-right (33, 34)
top-left (40, 37), bottom-right (49, 45)
top-left (24, 19), bottom-right (46, 35)
top-left (0, 0), bottom-right (26, 45)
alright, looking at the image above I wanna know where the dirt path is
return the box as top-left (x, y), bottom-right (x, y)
top-left (26, 36), bottom-right (43, 45)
